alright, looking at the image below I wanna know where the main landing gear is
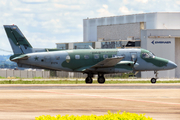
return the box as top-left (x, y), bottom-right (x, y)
top-left (85, 73), bottom-right (93, 84)
top-left (85, 73), bottom-right (106, 84)
top-left (97, 74), bottom-right (105, 84)
top-left (151, 71), bottom-right (158, 84)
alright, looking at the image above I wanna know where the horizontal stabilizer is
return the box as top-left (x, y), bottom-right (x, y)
top-left (11, 54), bottom-right (29, 61)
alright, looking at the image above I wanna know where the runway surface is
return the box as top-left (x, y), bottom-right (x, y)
top-left (0, 84), bottom-right (179, 120)
top-left (0, 84), bottom-right (180, 90)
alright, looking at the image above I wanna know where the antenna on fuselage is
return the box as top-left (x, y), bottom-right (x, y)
top-left (46, 49), bottom-right (49, 52)
top-left (89, 45), bottom-right (94, 49)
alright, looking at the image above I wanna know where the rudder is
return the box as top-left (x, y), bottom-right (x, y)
top-left (4, 25), bottom-right (33, 54)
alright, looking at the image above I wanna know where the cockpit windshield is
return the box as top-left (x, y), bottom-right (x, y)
top-left (142, 52), bottom-right (155, 58)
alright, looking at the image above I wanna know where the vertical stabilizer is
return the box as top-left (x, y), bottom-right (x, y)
top-left (4, 25), bottom-right (33, 54)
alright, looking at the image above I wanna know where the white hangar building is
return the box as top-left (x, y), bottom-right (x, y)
top-left (83, 12), bottom-right (180, 78)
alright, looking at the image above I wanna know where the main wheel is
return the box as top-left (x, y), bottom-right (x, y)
top-left (151, 78), bottom-right (156, 84)
top-left (98, 76), bottom-right (105, 84)
top-left (85, 77), bottom-right (93, 84)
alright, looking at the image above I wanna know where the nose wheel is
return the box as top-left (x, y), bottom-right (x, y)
top-left (151, 78), bottom-right (156, 83)
top-left (151, 71), bottom-right (158, 84)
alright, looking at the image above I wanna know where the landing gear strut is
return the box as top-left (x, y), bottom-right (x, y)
top-left (85, 73), bottom-right (93, 84)
top-left (151, 71), bottom-right (158, 84)
top-left (97, 74), bottom-right (105, 84)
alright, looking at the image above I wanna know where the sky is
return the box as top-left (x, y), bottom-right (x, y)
top-left (0, 0), bottom-right (180, 55)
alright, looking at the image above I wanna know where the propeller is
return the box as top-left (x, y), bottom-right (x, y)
top-left (130, 54), bottom-right (139, 77)
top-left (131, 54), bottom-right (139, 68)
top-left (133, 58), bottom-right (139, 68)
top-left (131, 57), bottom-right (139, 78)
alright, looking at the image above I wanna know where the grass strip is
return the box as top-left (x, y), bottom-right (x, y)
top-left (0, 79), bottom-right (179, 84)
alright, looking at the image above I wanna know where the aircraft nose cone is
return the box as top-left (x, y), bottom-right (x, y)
top-left (167, 61), bottom-right (177, 69)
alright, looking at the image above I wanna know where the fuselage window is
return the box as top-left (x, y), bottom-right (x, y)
top-left (84, 55), bottom-right (89, 59)
top-left (56, 56), bottom-right (60, 60)
top-left (94, 54), bottom-right (99, 59)
top-left (103, 54), bottom-right (108, 59)
top-left (66, 55), bottom-right (70, 63)
top-left (121, 54), bottom-right (126, 58)
top-left (75, 55), bottom-right (80, 59)
top-left (112, 54), bottom-right (116, 58)
top-left (44, 56), bottom-right (51, 62)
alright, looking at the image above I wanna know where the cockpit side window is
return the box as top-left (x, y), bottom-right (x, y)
top-left (142, 52), bottom-right (155, 58)
top-left (142, 53), bottom-right (149, 58)
top-left (148, 52), bottom-right (155, 58)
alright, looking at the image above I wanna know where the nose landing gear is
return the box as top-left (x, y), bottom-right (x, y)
top-left (151, 71), bottom-right (158, 84)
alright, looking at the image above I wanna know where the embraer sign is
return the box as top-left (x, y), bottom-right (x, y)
top-left (151, 40), bottom-right (171, 45)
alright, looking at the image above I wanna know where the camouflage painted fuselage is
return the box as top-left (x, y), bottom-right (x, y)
top-left (10, 48), bottom-right (177, 75)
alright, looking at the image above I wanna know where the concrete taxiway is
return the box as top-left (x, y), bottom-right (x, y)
top-left (0, 84), bottom-right (179, 120)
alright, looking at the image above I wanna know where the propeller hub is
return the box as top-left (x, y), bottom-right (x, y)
top-left (134, 63), bottom-right (139, 68)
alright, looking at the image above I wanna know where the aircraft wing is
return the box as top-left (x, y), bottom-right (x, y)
top-left (74, 57), bottom-right (138, 74)
top-left (74, 56), bottom-right (124, 72)
top-left (91, 56), bottom-right (124, 68)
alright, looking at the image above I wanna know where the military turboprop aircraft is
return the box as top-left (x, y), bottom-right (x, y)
top-left (4, 25), bottom-right (177, 84)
